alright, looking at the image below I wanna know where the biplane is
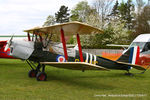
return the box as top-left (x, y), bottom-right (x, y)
top-left (4, 21), bottom-right (147, 81)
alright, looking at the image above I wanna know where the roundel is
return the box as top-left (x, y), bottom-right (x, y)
top-left (56, 55), bottom-right (66, 62)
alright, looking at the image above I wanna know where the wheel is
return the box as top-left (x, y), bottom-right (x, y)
top-left (36, 72), bottom-right (47, 81)
top-left (28, 70), bottom-right (37, 78)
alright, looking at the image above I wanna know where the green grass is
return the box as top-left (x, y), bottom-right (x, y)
top-left (0, 59), bottom-right (150, 100)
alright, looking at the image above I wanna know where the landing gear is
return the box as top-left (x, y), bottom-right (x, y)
top-left (124, 72), bottom-right (134, 76)
top-left (36, 64), bottom-right (47, 81)
top-left (36, 72), bottom-right (47, 81)
top-left (26, 60), bottom-right (47, 81)
top-left (28, 70), bottom-right (37, 77)
top-left (124, 65), bottom-right (150, 76)
top-left (125, 70), bottom-right (134, 76)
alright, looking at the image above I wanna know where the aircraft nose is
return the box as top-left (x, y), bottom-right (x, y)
top-left (10, 41), bottom-right (35, 60)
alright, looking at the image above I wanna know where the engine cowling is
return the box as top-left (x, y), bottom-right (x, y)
top-left (10, 40), bottom-right (34, 60)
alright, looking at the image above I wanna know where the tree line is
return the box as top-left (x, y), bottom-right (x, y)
top-left (43, 0), bottom-right (150, 49)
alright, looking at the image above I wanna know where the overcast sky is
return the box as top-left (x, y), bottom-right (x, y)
top-left (0, 0), bottom-right (148, 35)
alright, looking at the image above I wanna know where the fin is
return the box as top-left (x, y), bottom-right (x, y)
top-left (116, 46), bottom-right (146, 71)
top-left (117, 46), bottom-right (140, 65)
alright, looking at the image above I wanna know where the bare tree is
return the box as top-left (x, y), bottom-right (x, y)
top-left (136, 0), bottom-right (145, 15)
top-left (134, 4), bottom-right (150, 37)
top-left (92, 0), bottom-right (114, 29)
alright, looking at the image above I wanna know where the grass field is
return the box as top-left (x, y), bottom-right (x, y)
top-left (0, 59), bottom-right (150, 100)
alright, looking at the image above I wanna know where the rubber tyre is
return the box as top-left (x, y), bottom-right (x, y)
top-left (36, 72), bottom-right (47, 81)
top-left (28, 70), bottom-right (37, 78)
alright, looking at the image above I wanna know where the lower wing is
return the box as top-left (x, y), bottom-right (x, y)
top-left (40, 62), bottom-right (109, 71)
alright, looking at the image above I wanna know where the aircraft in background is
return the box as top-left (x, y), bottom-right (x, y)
top-left (107, 34), bottom-right (150, 65)
top-left (128, 34), bottom-right (150, 65)
top-left (4, 22), bottom-right (146, 81)
top-left (0, 35), bottom-right (27, 58)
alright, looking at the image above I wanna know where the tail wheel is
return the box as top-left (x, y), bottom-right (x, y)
top-left (36, 72), bottom-right (47, 81)
top-left (28, 70), bottom-right (37, 78)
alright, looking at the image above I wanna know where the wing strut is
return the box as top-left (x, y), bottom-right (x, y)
top-left (77, 34), bottom-right (84, 62)
top-left (60, 28), bottom-right (68, 61)
top-left (27, 32), bottom-right (31, 41)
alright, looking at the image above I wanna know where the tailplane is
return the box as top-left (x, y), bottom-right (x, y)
top-left (117, 46), bottom-right (140, 65)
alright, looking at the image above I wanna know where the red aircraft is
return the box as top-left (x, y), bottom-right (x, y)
top-left (0, 41), bottom-right (14, 59)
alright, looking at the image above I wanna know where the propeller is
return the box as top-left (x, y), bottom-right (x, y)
top-left (4, 34), bottom-right (14, 51)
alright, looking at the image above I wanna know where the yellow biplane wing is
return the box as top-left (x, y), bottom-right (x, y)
top-left (24, 21), bottom-right (103, 35)
top-left (40, 62), bottom-right (109, 71)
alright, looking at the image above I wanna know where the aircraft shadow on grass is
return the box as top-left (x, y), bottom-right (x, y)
top-left (44, 70), bottom-right (139, 90)
top-left (47, 73), bottom-right (115, 90)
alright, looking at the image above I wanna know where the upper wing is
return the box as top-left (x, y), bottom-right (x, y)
top-left (24, 21), bottom-right (103, 35)
top-left (40, 62), bottom-right (109, 71)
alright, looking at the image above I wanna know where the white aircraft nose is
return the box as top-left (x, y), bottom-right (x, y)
top-left (10, 40), bottom-right (35, 60)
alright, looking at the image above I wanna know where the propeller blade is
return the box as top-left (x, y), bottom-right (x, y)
top-left (10, 34), bottom-right (14, 42)
top-left (4, 43), bottom-right (9, 51)
top-left (4, 34), bottom-right (14, 51)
